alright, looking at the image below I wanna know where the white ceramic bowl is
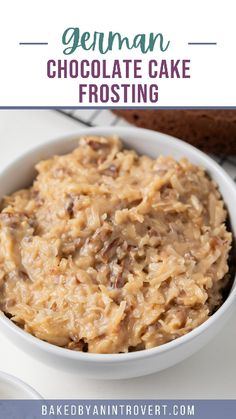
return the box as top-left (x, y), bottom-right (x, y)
top-left (0, 370), bottom-right (41, 399)
top-left (0, 127), bottom-right (236, 380)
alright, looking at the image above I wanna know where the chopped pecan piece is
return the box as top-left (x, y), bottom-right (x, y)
top-left (101, 164), bottom-right (118, 178)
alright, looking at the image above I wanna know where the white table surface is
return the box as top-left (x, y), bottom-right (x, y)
top-left (0, 110), bottom-right (235, 399)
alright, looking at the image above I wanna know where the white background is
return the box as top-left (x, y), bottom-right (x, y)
top-left (0, 0), bottom-right (235, 106)
top-left (0, 110), bottom-right (235, 399)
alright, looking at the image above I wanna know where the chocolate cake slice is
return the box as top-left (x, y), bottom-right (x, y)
top-left (113, 110), bottom-right (236, 155)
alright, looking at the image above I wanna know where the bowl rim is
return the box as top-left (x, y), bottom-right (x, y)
top-left (0, 370), bottom-right (42, 399)
top-left (0, 125), bottom-right (236, 363)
